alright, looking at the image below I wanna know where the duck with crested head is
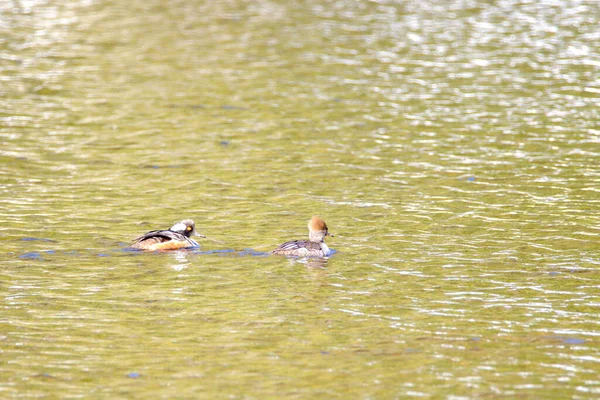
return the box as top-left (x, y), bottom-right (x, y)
top-left (272, 216), bottom-right (334, 257)
top-left (130, 219), bottom-right (205, 251)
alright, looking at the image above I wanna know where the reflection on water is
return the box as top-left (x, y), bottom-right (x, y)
top-left (169, 251), bottom-right (191, 272)
top-left (2, 0), bottom-right (600, 398)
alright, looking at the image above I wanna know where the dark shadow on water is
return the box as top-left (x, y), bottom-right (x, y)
top-left (545, 335), bottom-right (586, 345)
top-left (20, 237), bottom-right (56, 242)
top-left (17, 245), bottom-right (336, 264)
top-left (189, 248), bottom-right (271, 257)
top-left (19, 251), bottom-right (44, 260)
top-left (237, 248), bottom-right (271, 257)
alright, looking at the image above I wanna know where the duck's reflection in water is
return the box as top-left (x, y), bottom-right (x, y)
top-left (290, 257), bottom-right (330, 285)
top-left (165, 249), bottom-right (330, 271)
top-left (169, 251), bottom-right (191, 271)
top-left (292, 257), bottom-right (329, 269)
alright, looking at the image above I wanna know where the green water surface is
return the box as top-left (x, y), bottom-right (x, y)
top-left (1, 0), bottom-right (599, 398)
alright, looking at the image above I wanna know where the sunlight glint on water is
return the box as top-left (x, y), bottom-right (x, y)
top-left (1, 0), bottom-right (599, 398)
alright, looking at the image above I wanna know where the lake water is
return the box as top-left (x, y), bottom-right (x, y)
top-left (2, 0), bottom-right (599, 398)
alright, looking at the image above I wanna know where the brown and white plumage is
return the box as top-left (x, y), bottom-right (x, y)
top-left (272, 216), bottom-right (333, 257)
top-left (130, 219), bottom-right (204, 251)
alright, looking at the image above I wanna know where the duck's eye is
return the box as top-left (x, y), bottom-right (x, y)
top-left (187, 226), bottom-right (192, 231)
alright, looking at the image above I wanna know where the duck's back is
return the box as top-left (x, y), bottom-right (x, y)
top-left (130, 230), bottom-right (197, 251)
top-left (272, 240), bottom-right (325, 257)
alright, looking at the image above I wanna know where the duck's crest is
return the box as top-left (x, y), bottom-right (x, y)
top-left (308, 216), bottom-right (327, 232)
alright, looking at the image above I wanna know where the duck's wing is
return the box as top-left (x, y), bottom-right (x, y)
top-left (132, 229), bottom-right (186, 245)
top-left (272, 240), bottom-right (321, 254)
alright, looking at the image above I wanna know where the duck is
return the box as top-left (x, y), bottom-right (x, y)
top-left (130, 219), bottom-right (204, 251)
top-left (272, 216), bottom-right (333, 257)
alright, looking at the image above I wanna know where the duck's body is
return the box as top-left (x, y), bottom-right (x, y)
top-left (130, 219), bottom-right (204, 251)
top-left (272, 216), bottom-right (333, 257)
top-left (272, 239), bottom-right (331, 257)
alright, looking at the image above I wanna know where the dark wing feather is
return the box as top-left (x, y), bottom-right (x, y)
top-left (132, 229), bottom-right (186, 244)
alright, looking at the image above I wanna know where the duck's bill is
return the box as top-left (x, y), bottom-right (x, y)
top-left (194, 232), bottom-right (207, 238)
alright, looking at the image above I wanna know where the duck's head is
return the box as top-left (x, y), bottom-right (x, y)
top-left (308, 216), bottom-right (333, 242)
top-left (170, 219), bottom-right (206, 238)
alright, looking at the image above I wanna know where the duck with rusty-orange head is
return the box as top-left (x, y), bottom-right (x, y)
top-left (272, 216), bottom-right (334, 257)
